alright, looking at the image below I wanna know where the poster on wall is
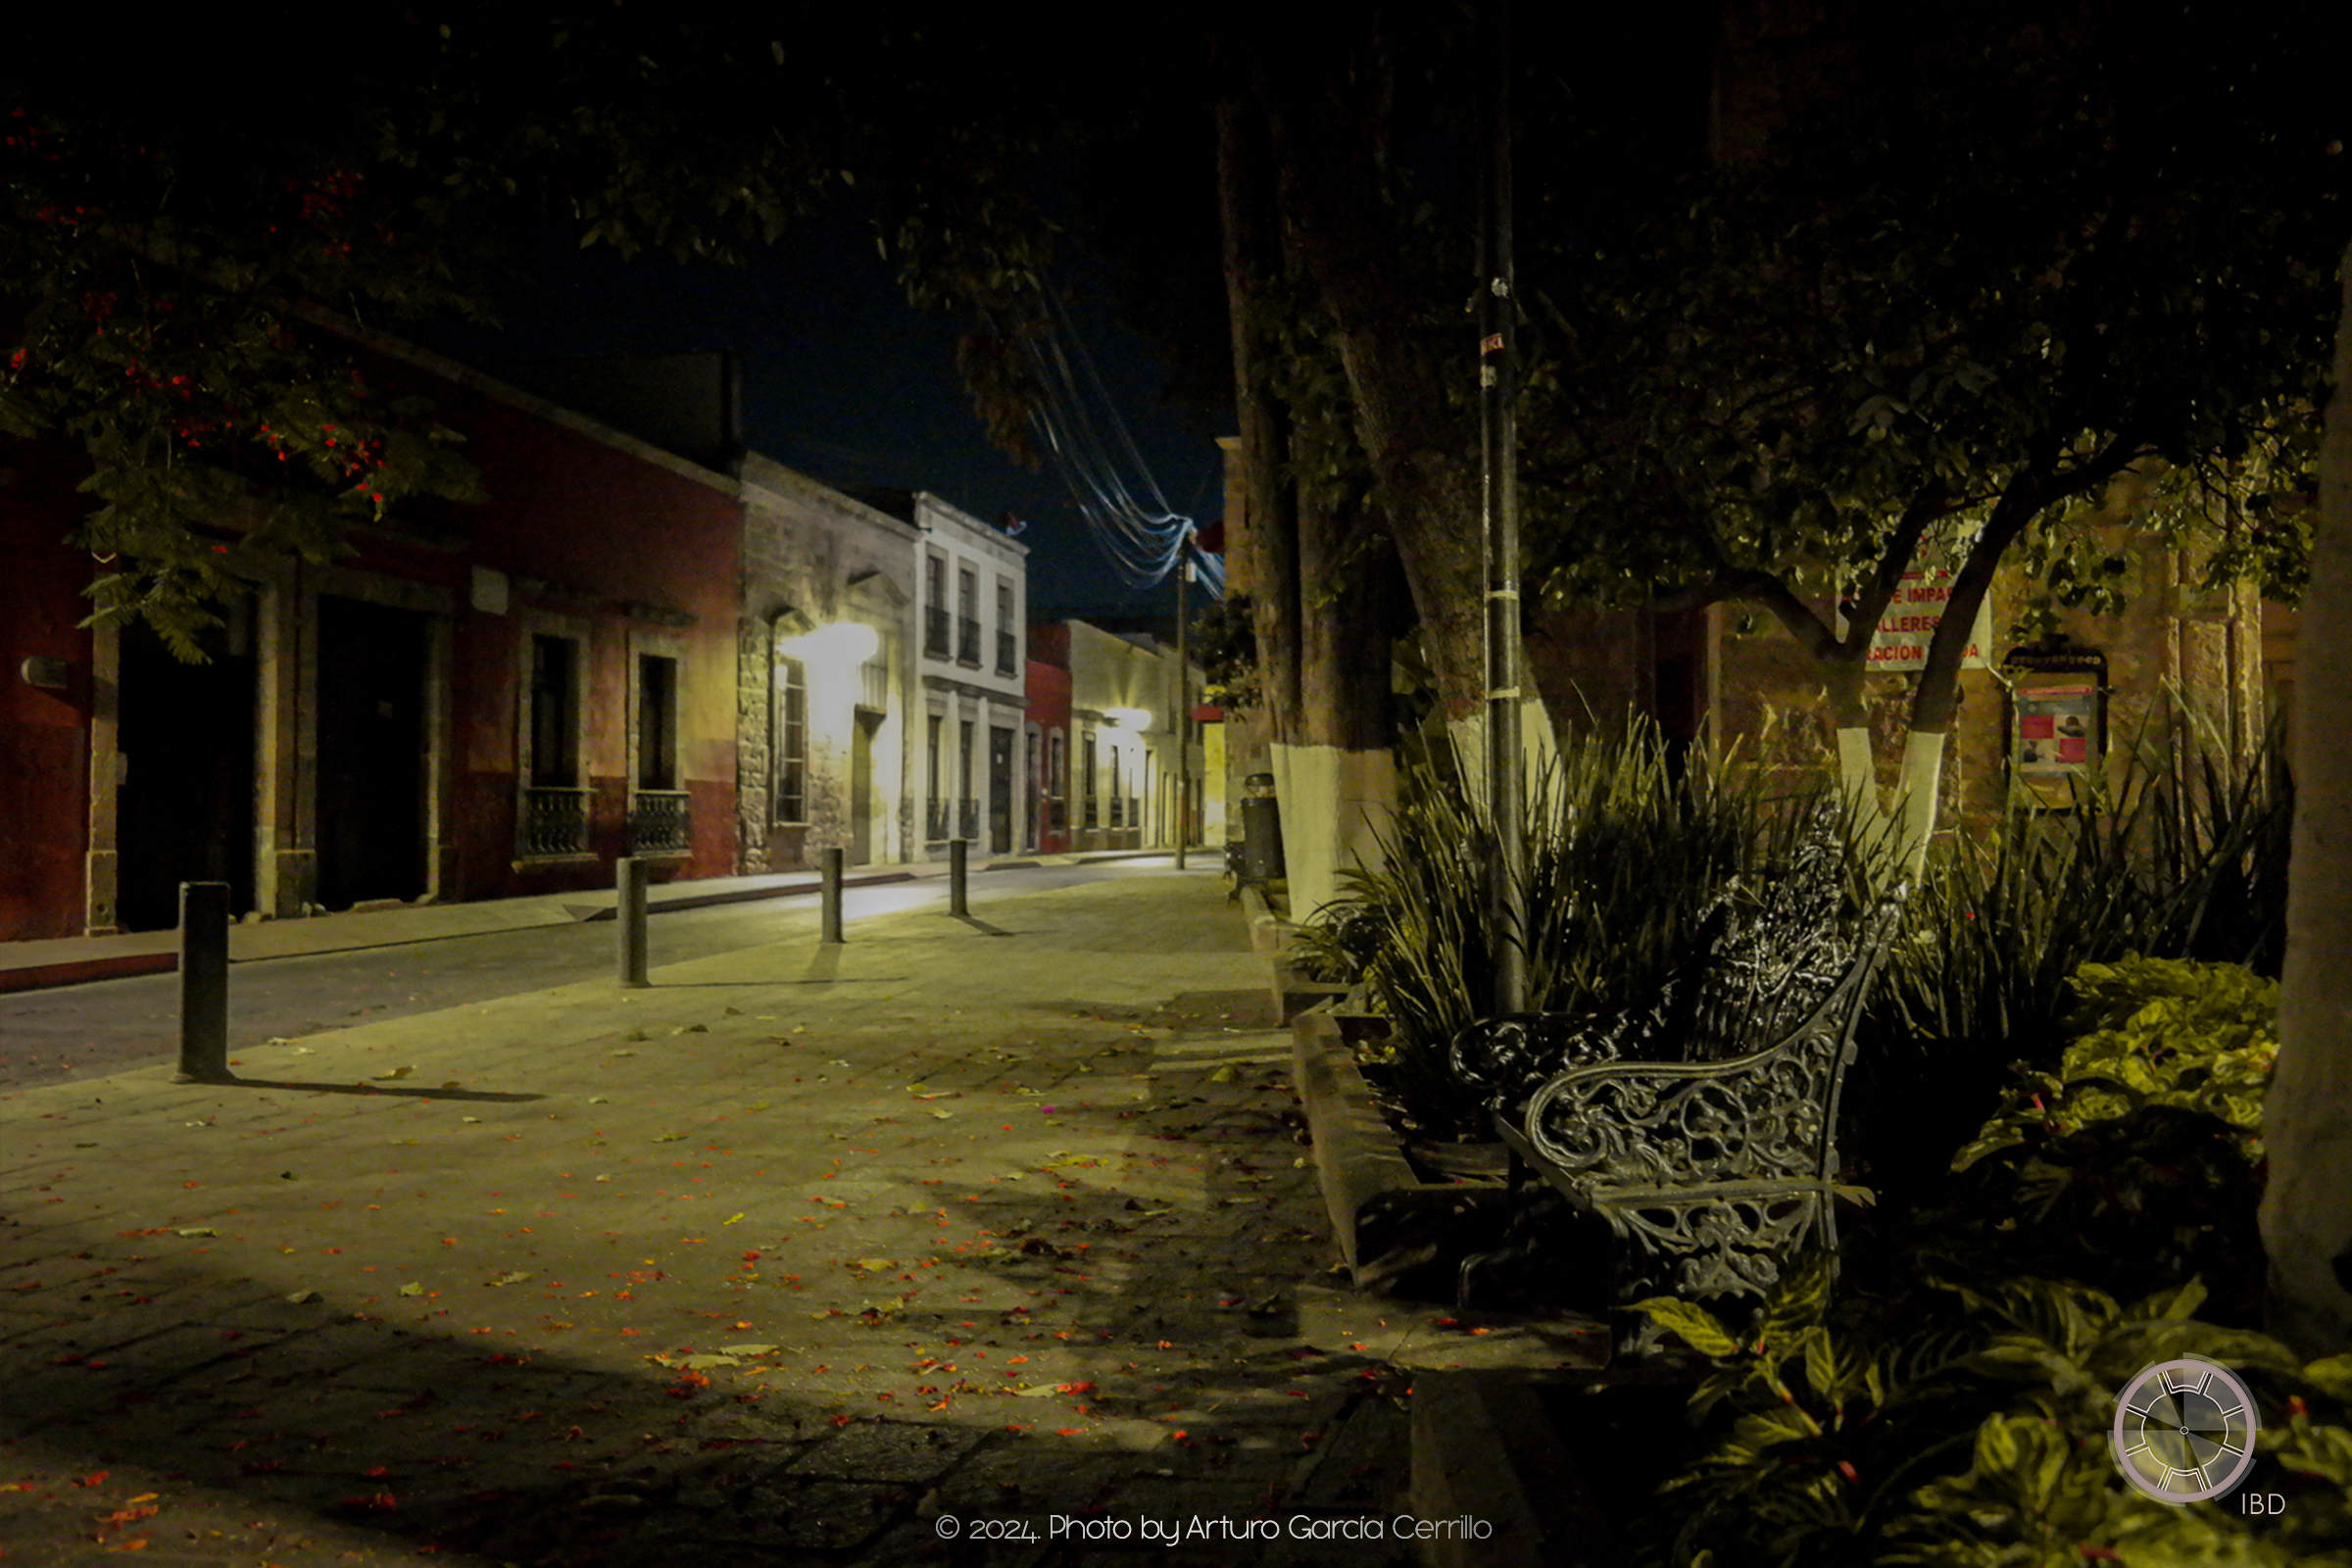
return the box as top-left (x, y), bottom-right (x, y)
top-left (1838, 523), bottom-right (1994, 672)
top-left (2013, 682), bottom-right (2100, 775)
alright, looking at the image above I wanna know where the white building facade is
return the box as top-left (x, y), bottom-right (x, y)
top-left (893, 492), bottom-right (1029, 858)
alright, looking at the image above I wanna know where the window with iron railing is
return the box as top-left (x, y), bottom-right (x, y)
top-left (1081, 732), bottom-right (1098, 827)
top-left (957, 799), bottom-right (979, 840)
top-left (520, 787), bottom-right (591, 858)
top-left (926, 800), bottom-right (951, 841)
top-left (627, 790), bottom-right (691, 854)
top-left (996, 629), bottom-right (1017, 676)
top-left (924, 606), bottom-right (951, 660)
top-left (520, 631), bottom-right (588, 858)
top-left (956, 615), bottom-right (982, 666)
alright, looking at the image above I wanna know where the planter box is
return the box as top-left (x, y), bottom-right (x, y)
top-left (1290, 1003), bottom-right (1523, 1298)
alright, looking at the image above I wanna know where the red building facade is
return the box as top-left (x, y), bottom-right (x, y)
top-left (0, 332), bottom-right (742, 941)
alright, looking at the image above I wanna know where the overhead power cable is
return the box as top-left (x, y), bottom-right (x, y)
top-left (1026, 296), bottom-right (1224, 600)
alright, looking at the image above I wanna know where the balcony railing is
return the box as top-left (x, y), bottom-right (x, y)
top-left (996, 630), bottom-right (1018, 676)
top-left (519, 786), bottom-right (591, 858)
top-left (924, 606), bottom-right (951, 660)
top-left (957, 798), bottom-right (979, 841)
top-left (956, 615), bottom-right (982, 666)
top-left (926, 800), bottom-right (951, 841)
top-left (627, 790), bottom-right (691, 855)
top-left (858, 657), bottom-right (888, 711)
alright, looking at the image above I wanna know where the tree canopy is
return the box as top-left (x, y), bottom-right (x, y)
top-left (1526, 2), bottom-right (2346, 744)
top-left (1, 12), bottom-right (1063, 656)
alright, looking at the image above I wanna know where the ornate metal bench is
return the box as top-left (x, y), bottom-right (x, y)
top-left (1449, 805), bottom-right (1903, 1348)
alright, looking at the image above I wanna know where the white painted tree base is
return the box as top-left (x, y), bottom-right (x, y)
top-left (1272, 744), bottom-right (1399, 923)
top-left (1445, 699), bottom-right (1559, 814)
top-left (1838, 724), bottom-right (1946, 883)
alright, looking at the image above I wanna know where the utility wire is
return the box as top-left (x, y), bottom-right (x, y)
top-left (1027, 297), bottom-right (1225, 600)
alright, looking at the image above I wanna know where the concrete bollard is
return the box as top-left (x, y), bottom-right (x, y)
top-left (616, 857), bottom-right (650, 989)
top-left (820, 847), bottom-right (845, 944)
top-left (174, 881), bottom-right (232, 1083)
top-left (949, 838), bottom-right (969, 917)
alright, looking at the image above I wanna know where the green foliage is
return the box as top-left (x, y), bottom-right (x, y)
top-left (1954, 957), bottom-right (2278, 1175)
top-left (1846, 720), bottom-right (2290, 1209)
top-left (5, 16), bottom-right (1067, 654)
top-left (1189, 591), bottom-right (1259, 708)
top-left (1628, 1263), bottom-right (2352, 1568)
top-left (1524, 4), bottom-right (2340, 702)
top-left (1897, 956), bottom-right (2274, 1326)
top-left (1291, 717), bottom-right (1809, 1136)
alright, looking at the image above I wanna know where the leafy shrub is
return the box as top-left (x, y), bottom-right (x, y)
top-left (1954, 956), bottom-right (2277, 1173)
top-left (1290, 717), bottom-right (1813, 1136)
top-left (1629, 1261), bottom-right (2352, 1568)
top-left (1904, 956), bottom-right (2278, 1324)
top-left (1848, 721), bottom-right (2290, 1210)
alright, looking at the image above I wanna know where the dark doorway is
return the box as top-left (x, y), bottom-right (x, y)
top-left (988, 725), bottom-right (1013, 855)
top-left (116, 603), bottom-right (259, 932)
top-left (315, 595), bottom-right (428, 910)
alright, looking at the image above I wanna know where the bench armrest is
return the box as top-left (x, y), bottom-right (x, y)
top-left (1520, 1041), bottom-right (1841, 1193)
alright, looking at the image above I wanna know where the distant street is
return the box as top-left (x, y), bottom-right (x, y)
top-left (0, 863), bottom-right (1138, 1094)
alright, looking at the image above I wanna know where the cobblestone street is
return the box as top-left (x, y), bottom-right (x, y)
top-left (1, 872), bottom-right (1431, 1566)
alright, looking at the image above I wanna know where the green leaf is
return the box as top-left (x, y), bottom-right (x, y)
top-left (1632, 1297), bottom-right (1743, 1358)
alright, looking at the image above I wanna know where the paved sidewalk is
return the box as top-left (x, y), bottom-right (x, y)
top-left (0, 853), bottom-right (1162, 996)
top-left (0, 870), bottom-right (1470, 1566)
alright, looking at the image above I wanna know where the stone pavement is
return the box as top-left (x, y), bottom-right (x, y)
top-left (0, 869), bottom-right (1488, 1567)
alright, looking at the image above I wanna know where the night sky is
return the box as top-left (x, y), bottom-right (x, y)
top-left (410, 212), bottom-right (1223, 619)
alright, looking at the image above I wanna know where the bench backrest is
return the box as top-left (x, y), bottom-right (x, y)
top-left (1684, 801), bottom-right (1855, 1063)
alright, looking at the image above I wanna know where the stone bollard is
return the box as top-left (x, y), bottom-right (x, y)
top-left (616, 857), bottom-right (650, 989)
top-left (174, 881), bottom-right (232, 1083)
top-left (821, 847), bottom-right (845, 944)
top-left (949, 838), bottom-right (969, 917)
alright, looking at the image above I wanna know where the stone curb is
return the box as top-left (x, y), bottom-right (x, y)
top-left (0, 853), bottom-right (1186, 996)
top-left (1291, 1005), bottom-right (1429, 1283)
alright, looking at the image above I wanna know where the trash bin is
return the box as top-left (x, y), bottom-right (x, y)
top-left (1239, 772), bottom-right (1284, 886)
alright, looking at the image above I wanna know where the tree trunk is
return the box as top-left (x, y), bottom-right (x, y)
top-left (1255, 60), bottom-right (1527, 741)
top-left (1215, 97), bottom-right (1302, 746)
top-left (2262, 240), bottom-right (2352, 1356)
top-left (1279, 508), bottom-right (1406, 918)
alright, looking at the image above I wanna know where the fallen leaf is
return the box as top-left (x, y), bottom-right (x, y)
top-left (487, 1271), bottom-right (532, 1287)
top-left (398, 1282), bottom-right (424, 1298)
top-left (461, 1116), bottom-right (482, 1125)
top-left (374, 1066), bottom-right (414, 1081)
top-left (588, 1097), bottom-right (611, 1104)
top-left (287, 1289), bottom-right (321, 1303)
top-left (175, 1226), bottom-right (218, 1239)
top-left (719, 1343), bottom-right (777, 1355)
top-left (677, 1354), bottom-right (739, 1370)
top-left (672, 1024), bottom-right (708, 1035)
top-left (654, 1133), bottom-right (685, 1143)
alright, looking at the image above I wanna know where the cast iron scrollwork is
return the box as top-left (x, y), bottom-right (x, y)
top-left (1453, 798), bottom-right (1905, 1334)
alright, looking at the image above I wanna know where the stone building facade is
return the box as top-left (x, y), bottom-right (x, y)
top-left (734, 458), bottom-right (920, 873)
